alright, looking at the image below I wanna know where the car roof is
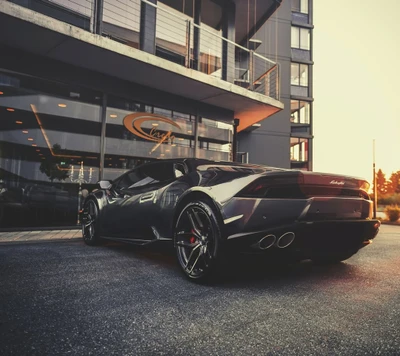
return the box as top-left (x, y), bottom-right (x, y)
top-left (141, 158), bottom-right (284, 172)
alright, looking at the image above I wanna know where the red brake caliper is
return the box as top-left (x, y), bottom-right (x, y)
top-left (190, 229), bottom-right (196, 244)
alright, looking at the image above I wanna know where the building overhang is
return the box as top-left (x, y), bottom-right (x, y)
top-left (0, 1), bottom-right (283, 131)
top-left (211, 0), bottom-right (282, 45)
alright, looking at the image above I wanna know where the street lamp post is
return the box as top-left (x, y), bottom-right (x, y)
top-left (373, 139), bottom-right (377, 219)
top-left (70, 161), bottom-right (92, 225)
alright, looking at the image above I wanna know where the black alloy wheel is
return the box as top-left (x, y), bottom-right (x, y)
top-left (174, 200), bottom-right (222, 281)
top-left (82, 199), bottom-right (100, 246)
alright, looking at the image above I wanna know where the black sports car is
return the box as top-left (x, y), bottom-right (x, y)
top-left (81, 158), bottom-right (380, 281)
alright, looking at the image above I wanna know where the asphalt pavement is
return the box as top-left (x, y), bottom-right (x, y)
top-left (1, 225), bottom-right (399, 355)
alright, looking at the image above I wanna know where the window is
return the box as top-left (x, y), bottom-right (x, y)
top-left (197, 118), bottom-right (233, 161)
top-left (291, 27), bottom-right (310, 50)
top-left (291, 0), bottom-right (309, 14)
top-left (115, 162), bottom-right (177, 190)
top-left (291, 63), bottom-right (308, 86)
top-left (290, 101), bottom-right (310, 124)
top-left (290, 138), bottom-right (308, 162)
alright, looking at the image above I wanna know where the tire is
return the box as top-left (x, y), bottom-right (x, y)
top-left (174, 200), bottom-right (223, 282)
top-left (81, 198), bottom-right (101, 246)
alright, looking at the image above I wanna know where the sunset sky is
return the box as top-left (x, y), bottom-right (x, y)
top-left (313, 0), bottom-right (400, 182)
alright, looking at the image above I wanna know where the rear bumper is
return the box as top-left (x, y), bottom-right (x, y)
top-left (225, 219), bottom-right (380, 257)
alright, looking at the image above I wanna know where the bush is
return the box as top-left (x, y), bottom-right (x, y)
top-left (378, 193), bottom-right (400, 206)
top-left (384, 205), bottom-right (400, 222)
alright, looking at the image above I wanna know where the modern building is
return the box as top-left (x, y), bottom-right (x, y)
top-left (238, 0), bottom-right (313, 171)
top-left (0, 0), bottom-right (312, 229)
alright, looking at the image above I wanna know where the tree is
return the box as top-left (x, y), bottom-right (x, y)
top-left (376, 169), bottom-right (387, 195)
top-left (387, 171), bottom-right (400, 194)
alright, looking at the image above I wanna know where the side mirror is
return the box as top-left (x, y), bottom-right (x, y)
top-left (98, 180), bottom-right (112, 190)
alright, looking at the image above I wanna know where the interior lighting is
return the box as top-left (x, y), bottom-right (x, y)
top-left (58, 104), bottom-right (67, 108)
top-left (152, 123), bottom-right (159, 127)
top-left (0, 91), bottom-right (4, 95)
top-left (7, 108), bottom-right (15, 112)
top-left (110, 114), bottom-right (118, 118)
top-left (22, 130), bottom-right (28, 134)
top-left (32, 144), bottom-right (37, 147)
top-left (28, 138), bottom-right (34, 141)
top-left (16, 121), bottom-right (23, 124)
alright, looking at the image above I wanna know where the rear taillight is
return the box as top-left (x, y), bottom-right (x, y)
top-left (236, 174), bottom-right (304, 198)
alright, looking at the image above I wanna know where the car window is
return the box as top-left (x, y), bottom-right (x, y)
top-left (115, 162), bottom-right (180, 191)
top-left (174, 162), bottom-right (186, 178)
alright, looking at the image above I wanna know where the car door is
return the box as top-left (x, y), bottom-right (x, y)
top-left (100, 161), bottom-right (177, 240)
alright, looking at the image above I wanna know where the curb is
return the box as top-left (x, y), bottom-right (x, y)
top-left (0, 237), bottom-right (82, 246)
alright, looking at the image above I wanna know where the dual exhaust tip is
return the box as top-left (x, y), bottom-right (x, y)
top-left (253, 232), bottom-right (295, 250)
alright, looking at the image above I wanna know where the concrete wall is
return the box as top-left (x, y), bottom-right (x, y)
top-left (238, 0), bottom-right (291, 168)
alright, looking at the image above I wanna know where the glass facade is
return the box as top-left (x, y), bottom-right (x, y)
top-left (290, 137), bottom-right (308, 162)
top-left (0, 71), bottom-right (101, 228)
top-left (291, 0), bottom-right (309, 14)
top-left (290, 100), bottom-right (310, 124)
top-left (290, 63), bottom-right (308, 87)
top-left (0, 71), bottom-right (233, 228)
top-left (291, 27), bottom-right (310, 50)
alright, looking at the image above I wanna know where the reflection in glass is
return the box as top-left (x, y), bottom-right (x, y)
top-left (0, 71), bottom-right (101, 228)
top-left (291, 63), bottom-right (308, 87)
top-left (290, 137), bottom-right (308, 162)
top-left (198, 118), bottom-right (233, 161)
top-left (290, 100), bottom-right (310, 124)
top-left (104, 98), bottom-right (195, 181)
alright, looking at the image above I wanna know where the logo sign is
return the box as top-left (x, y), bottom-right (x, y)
top-left (123, 113), bottom-right (182, 154)
top-left (330, 180), bottom-right (345, 186)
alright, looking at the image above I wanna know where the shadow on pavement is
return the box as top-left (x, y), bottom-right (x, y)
top-left (99, 240), bottom-right (360, 289)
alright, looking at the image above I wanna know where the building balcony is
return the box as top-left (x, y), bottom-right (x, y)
top-left (0, 0), bottom-right (283, 131)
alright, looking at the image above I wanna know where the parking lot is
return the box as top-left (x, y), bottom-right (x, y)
top-left (1, 225), bottom-right (399, 355)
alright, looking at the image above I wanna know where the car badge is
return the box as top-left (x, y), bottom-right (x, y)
top-left (330, 180), bottom-right (345, 185)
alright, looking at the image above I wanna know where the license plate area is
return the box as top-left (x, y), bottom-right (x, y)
top-left (305, 198), bottom-right (364, 220)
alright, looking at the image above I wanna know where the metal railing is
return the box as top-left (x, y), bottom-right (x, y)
top-left (149, 0), bottom-right (280, 100)
top-left (6, 0), bottom-right (280, 100)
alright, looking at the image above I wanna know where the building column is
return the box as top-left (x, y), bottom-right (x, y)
top-left (232, 118), bottom-right (240, 161)
top-left (140, 0), bottom-right (157, 55)
top-left (92, 0), bottom-right (104, 35)
top-left (222, 1), bottom-right (235, 82)
top-left (193, 0), bottom-right (202, 70)
top-left (99, 93), bottom-right (107, 180)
